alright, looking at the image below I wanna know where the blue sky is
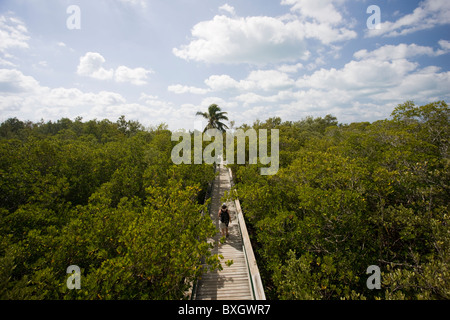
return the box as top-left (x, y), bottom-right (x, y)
top-left (0, 0), bottom-right (449, 130)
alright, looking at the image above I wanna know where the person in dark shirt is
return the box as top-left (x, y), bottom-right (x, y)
top-left (218, 203), bottom-right (230, 238)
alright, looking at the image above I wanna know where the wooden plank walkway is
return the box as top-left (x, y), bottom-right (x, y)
top-left (194, 161), bottom-right (254, 300)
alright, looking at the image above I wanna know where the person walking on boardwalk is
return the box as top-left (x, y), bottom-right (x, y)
top-left (218, 203), bottom-right (230, 238)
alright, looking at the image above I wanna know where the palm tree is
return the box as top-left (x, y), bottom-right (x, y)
top-left (196, 104), bottom-right (229, 133)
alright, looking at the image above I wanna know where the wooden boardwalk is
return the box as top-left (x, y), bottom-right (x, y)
top-left (193, 162), bottom-right (254, 300)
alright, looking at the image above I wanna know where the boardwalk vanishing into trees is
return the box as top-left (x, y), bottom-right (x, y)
top-left (193, 160), bottom-right (266, 300)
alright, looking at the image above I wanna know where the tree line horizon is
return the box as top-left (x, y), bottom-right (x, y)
top-left (0, 100), bottom-right (448, 300)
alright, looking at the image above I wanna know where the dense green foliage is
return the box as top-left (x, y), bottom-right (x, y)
top-left (1, 101), bottom-right (448, 300)
top-left (0, 117), bottom-right (219, 299)
top-left (229, 101), bottom-right (449, 300)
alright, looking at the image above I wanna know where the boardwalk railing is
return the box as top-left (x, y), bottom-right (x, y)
top-left (191, 159), bottom-right (266, 300)
top-left (228, 167), bottom-right (266, 300)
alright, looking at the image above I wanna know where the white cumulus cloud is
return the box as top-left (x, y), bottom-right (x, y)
top-left (173, 1), bottom-right (356, 65)
top-left (438, 39), bottom-right (450, 51)
top-left (204, 75), bottom-right (240, 91)
top-left (354, 43), bottom-right (448, 61)
top-left (0, 15), bottom-right (30, 53)
top-left (0, 67), bottom-right (190, 129)
top-left (219, 4), bottom-right (236, 16)
top-left (205, 70), bottom-right (295, 92)
top-left (0, 68), bottom-right (42, 93)
top-left (115, 66), bottom-right (153, 86)
top-left (168, 84), bottom-right (209, 95)
top-left (366, 0), bottom-right (450, 38)
top-left (281, 0), bottom-right (345, 25)
top-left (77, 52), bottom-right (152, 85)
top-left (77, 52), bottom-right (114, 80)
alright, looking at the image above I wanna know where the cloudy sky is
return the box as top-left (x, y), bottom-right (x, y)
top-left (0, 0), bottom-right (449, 130)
